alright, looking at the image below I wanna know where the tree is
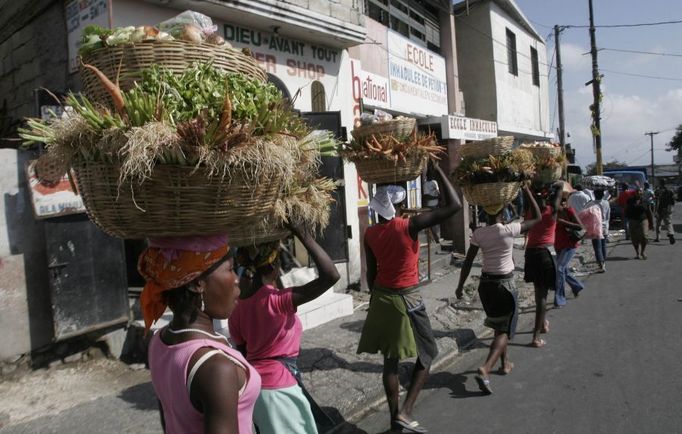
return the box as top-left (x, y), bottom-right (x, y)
top-left (585, 160), bottom-right (627, 176)
top-left (666, 124), bottom-right (682, 152)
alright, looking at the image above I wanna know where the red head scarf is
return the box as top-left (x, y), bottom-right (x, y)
top-left (137, 235), bottom-right (229, 330)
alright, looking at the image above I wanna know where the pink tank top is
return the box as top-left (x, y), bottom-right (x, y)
top-left (148, 332), bottom-right (261, 434)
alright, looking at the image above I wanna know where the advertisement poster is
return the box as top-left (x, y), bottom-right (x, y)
top-left (26, 161), bottom-right (85, 219)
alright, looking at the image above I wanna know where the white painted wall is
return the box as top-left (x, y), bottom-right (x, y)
top-left (489, 2), bottom-right (550, 139)
top-left (455, 1), bottom-right (551, 140)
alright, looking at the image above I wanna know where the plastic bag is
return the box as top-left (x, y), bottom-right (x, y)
top-left (373, 108), bottom-right (393, 122)
top-left (578, 206), bottom-right (603, 239)
top-left (158, 10), bottom-right (217, 38)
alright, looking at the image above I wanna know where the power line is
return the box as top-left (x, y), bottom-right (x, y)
top-left (565, 19), bottom-right (682, 29)
top-left (600, 47), bottom-right (682, 58)
top-left (600, 68), bottom-right (682, 81)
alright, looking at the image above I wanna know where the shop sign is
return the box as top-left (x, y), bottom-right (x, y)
top-left (26, 161), bottom-right (85, 219)
top-left (65, 0), bottom-right (111, 73)
top-left (386, 31), bottom-right (448, 116)
top-left (350, 59), bottom-right (390, 116)
top-left (223, 24), bottom-right (340, 94)
top-left (442, 115), bottom-right (498, 140)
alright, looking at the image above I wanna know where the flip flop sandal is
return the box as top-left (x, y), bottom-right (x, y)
top-left (541, 320), bottom-right (550, 333)
top-left (392, 418), bottom-right (428, 433)
top-left (475, 375), bottom-right (493, 395)
top-left (530, 338), bottom-right (546, 348)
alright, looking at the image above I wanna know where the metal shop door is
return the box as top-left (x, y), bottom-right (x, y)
top-left (45, 214), bottom-right (129, 340)
top-left (301, 111), bottom-right (349, 263)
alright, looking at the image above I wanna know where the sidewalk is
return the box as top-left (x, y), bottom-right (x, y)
top-left (0, 228), bottom-right (604, 432)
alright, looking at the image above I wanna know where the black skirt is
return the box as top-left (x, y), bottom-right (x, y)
top-left (524, 247), bottom-right (556, 292)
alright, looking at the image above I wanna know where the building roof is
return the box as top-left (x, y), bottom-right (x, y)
top-left (453, 0), bottom-right (545, 43)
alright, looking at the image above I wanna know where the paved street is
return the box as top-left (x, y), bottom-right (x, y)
top-left (343, 221), bottom-right (682, 433)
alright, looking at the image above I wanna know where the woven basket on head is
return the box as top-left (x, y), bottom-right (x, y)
top-left (228, 224), bottom-right (290, 247)
top-left (534, 165), bottom-right (563, 184)
top-left (523, 145), bottom-right (562, 160)
top-left (80, 41), bottom-right (267, 107)
top-left (353, 154), bottom-right (427, 184)
top-left (351, 118), bottom-right (416, 142)
top-left (462, 182), bottom-right (521, 215)
top-left (458, 136), bottom-right (514, 159)
top-left (72, 160), bottom-right (283, 239)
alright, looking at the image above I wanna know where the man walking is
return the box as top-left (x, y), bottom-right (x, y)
top-left (654, 179), bottom-right (676, 244)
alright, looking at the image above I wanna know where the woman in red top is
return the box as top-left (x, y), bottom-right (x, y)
top-left (357, 161), bottom-right (461, 433)
top-left (524, 183), bottom-right (562, 348)
top-left (554, 193), bottom-right (585, 307)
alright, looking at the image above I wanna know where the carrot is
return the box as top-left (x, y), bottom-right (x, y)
top-left (80, 61), bottom-right (125, 115)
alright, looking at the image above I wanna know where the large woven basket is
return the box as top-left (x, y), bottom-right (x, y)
top-left (351, 118), bottom-right (416, 142)
top-left (80, 41), bottom-right (267, 107)
top-left (459, 136), bottom-right (514, 159)
top-left (463, 182), bottom-right (521, 215)
top-left (72, 160), bottom-right (282, 239)
top-left (228, 224), bottom-right (290, 247)
top-left (523, 145), bottom-right (562, 160)
top-left (534, 165), bottom-right (563, 184)
top-left (353, 154), bottom-right (427, 184)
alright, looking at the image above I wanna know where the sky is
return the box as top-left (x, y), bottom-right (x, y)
top-left (514, 0), bottom-right (682, 169)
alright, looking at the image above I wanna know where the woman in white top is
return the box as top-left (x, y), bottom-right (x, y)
top-left (455, 185), bottom-right (540, 394)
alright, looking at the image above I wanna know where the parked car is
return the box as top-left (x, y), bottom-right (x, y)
top-left (602, 170), bottom-right (648, 227)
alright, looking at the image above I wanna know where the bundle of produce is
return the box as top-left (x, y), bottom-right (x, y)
top-left (340, 130), bottom-right (444, 184)
top-left (453, 149), bottom-right (536, 214)
top-left (519, 142), bottom-right (565, 184)
top-left (231, 131), bottom-right (339, 246)
top-left (78, 11), bottom-right (266, 108)
top-left (458, 136), bottom-right (514, 159)
top-left (19, 61), bottom-right (315, 239)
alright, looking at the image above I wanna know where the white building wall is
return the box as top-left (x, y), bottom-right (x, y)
top-left (489, 2), bottom-right (550, 139)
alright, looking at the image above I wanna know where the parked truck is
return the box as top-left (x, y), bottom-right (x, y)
top-left (602, 167), bottom-right (648, 227)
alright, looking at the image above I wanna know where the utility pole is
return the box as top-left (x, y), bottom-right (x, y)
top-left (555, 25), bottom-right (566, 152)
top-left (645, 131), bottom-right (659, 186)
top-left (588, 0), bottom-right (603, 175)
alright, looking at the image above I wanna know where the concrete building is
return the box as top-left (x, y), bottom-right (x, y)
top-left (454, 0), bottom-right (552, 143)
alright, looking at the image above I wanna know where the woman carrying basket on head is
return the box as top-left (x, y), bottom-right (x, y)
top-left (523, 182), bottom-right (562, 348)
top-left (455, 185), bottom-right (541, 394)
top-left (141, 235), bottom-right (261, 434)
top-left (228, 224), bottom-right (340, 434)
top-left (357, 161), bottom-right (462, 434)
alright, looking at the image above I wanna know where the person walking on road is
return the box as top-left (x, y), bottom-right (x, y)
top-left (523, 183), bottom-right (562, 348)
top-left (587, 189), bottom-right (610, 272)
top-left (228, 225), bottom-right (340, 434)
top-left (567, 184), bottom-right (591, 213)
top-left (554, 193), bottom-right (586, 307)
top-left (455, 185), bottom-right (541, 394)
top-left (140, 235), bottom-right (261, 434)
top-left (357, 161), bottom-right (461, 433)
top-left (615, 183), bottom-right (636, 240)
top-left (625, 188), bottom-right (654, 259)
top-left (654, 179), bottom-right (676, 244)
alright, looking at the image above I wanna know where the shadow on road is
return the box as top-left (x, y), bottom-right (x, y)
top-left (118, 382), bottom-right (158, 412)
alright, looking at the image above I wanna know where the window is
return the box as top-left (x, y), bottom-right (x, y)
top-left (367, 1), bottom-right (389, 26)
top-left (311, 81), bottom-right (326, 112)
top-left (364, 0), bottom-right (440, 51)
top-left (390, 15), bottom-right (409, 37)
top-left (506, 28), bottom-right (518, 76)
top-left (530, 47), bottom-right (540, 86)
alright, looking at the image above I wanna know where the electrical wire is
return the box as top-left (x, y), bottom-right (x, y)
top-left (600, 47), bottom-right (682, 58)
top-left (600, 68), bottom-right (682, 82)
top-left (565, 19), bottom-right (682, 29)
